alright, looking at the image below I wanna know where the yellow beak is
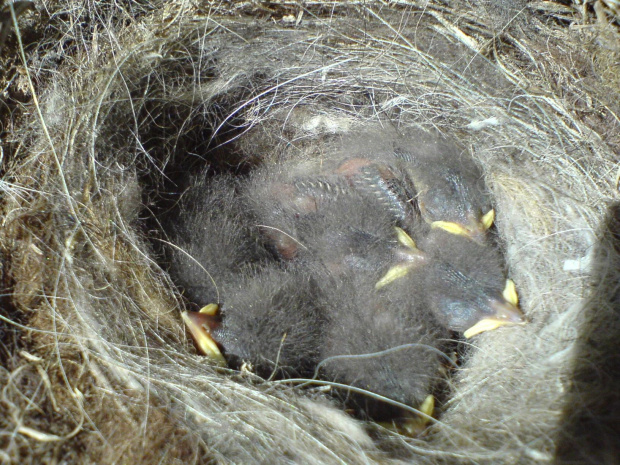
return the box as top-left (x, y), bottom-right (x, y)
top-left (182, 310), bottom-right (227, 366)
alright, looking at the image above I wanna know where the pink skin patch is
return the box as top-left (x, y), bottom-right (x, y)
top-left (268, 232), bottom-right (299, 260)
top-left (335, 158), bottom-right (374, 177)
top-left (269, 182), bottom-right (318, 214)
top-left (336, 158), bottom-right (400, 188)
top-left (260, 181), bottom-right (320, 260)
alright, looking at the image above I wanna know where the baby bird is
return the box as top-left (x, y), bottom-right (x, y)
top-left (239, 163), bottom-right (323, 261)
top-left (240, 156), bottom-right (423, 270)
top-left (244, 157), bottom-right (523, 338)
top-left (289, 192), bottom-right (425, 282)
top-left (326, 128), bottom-right (495, 241)
top-left (392, 135), bottom-right (495, 241)
top-left (383, 227), bottom-right (524, 338)
top-left (171, 130), bottom-right (525, 416)
top-left (168, 174), bottom-right (268, 306)
top-left (207, 265), bottom-right (325, 377)
top-left (317, 271), bottom-right (451, 409)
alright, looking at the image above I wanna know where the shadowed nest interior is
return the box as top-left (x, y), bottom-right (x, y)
top-left (1, 1), bottom-right (619, 464)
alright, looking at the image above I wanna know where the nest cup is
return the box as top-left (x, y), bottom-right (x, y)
top-left (1, 2), bottom-right (619, 464)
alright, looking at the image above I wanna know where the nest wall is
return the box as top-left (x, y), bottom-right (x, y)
top-left (1, 1), bottom-right (619, 464)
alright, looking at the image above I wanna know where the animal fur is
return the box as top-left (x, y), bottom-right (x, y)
top-left (1, 1), bottom-right (619, 464)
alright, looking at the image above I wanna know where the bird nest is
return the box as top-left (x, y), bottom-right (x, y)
top-left (1, 1), bottom-right (619, 464)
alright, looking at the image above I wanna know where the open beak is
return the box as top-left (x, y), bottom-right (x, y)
top-left (182, 307), bottom-right (227, 366)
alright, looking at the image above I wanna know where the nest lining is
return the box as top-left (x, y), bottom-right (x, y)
top-left (1, 2), bottom-right (619, 464)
